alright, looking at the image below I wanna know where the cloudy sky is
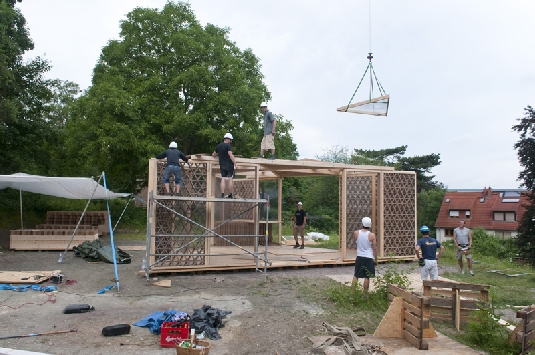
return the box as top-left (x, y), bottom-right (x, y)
top-left (18, 1), bottom-right (535, 189)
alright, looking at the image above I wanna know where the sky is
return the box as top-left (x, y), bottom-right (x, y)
top-left (17, 0), bottom-right (535, 189)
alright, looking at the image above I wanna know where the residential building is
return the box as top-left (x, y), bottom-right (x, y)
top-left (434, 187), bottom-right (529, 242)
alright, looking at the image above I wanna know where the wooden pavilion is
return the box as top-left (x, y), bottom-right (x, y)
top-left (144, 155), bottom-right (417, 277)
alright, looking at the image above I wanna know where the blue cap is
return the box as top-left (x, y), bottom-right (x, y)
top-left (420, 225), bottom-right (430, 233)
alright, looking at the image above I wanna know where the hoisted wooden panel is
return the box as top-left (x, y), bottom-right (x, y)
top-left (337, 94), bottom-right (389, 116)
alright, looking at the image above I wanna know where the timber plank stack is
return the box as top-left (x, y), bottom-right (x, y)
top-left (9, 211), bottom-right (108, 251)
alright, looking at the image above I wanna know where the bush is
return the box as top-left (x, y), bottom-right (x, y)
top-left (463, 301), bottom-right (521, 355)
top-left (471, 228), bottom-right (517, 259)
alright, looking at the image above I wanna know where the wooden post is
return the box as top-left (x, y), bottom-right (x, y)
top-left (378, 172), bottom-right (384, 258)
top-left (340, 169), bottom-right (347, 259)
top-left (277, 176), bottom-right (282, 244)
top-left (455, 288), bottom-right (461, 331)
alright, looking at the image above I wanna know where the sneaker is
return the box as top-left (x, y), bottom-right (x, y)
top-left (269, 155), bottom-right (275, 160)
top-left (469, 270), bottom-right (474, 276)
top-left (221, 193), bottom-right (225, 198)
top-left (461, 270), bottom-right (465, 275)
top-left (227, 194), bottom-right (236, 199)
top-left (293, 244), bottom-right (300, 248)
top-left (258, 155), bottom-right (263, 158)
top-left (299, 245), bottom-right (304, 249)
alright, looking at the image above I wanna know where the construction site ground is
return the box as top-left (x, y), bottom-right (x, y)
top-left (0, 240), bottom-right (490, 355)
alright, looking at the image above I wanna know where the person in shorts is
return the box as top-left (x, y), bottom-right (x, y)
top-left (351, 217), bottom-right (377, 295)
top-left (212, 133), bottom-right (237, 198)
top-left (259, 102), bottom-right (276, 160)
top-left (453, 219), bottom-right (473, 275)
top-left (292, 202), bottom-right (307, 249)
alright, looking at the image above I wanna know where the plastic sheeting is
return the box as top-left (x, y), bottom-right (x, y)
top-left (0, 173), bottom-right (130, 199)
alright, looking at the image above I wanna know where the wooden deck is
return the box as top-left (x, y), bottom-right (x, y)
top-left (147, 244), bottom-right (415, 275)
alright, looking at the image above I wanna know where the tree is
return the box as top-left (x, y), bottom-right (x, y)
top-left (0, 0), bottom-right (78, 175)
top-left (417, 186), bottom-right (446, 236)
top-left (64, 1), bottom-right (295, 192)
top-left (512, 106), bottom-right (535, 264)
top-left (351, 145), bottom-right (443, 192)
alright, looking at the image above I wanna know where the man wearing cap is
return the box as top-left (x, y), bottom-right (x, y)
top-left (352, 217), bottom-right (377, 295)
top-left (292, 202), bottom-right (307, 249)
top-left (156, 141), bottom-right (189, 195)
top-left (212, 133), bottom-right (237, 198)
top-left (415, 225), bottom-right (445, 280)
top-left (259, 102), bottom-right (276, 160)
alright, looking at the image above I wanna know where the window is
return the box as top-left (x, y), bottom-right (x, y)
top-left (445, 229), bottom-right (454, 237)
top-left (465, 210), bottom-right (471, 219)
top-left (480, 198), bottom-right (485, 203)
top-left (445, 198), bottom-right (450, 203)
top-left (449, 210), bottom-right (459, 218)
top-left (494, 212), bottom-right (516, 222)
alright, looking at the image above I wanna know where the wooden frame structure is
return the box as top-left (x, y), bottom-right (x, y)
top-left (144, 155), bottom-right (417, 275)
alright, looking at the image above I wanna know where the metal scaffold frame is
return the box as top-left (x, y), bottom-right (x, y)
top-left (143, 193), bottom-right (270, 280)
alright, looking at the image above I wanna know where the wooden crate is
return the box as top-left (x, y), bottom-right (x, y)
top-left (10, 229), bottom-right (99, 251)
top-left (45, 211), bottom-right (109, 235)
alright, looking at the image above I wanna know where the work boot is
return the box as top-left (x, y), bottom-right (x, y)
top-left (299, 244), bottom-right (304, 249)
top-left (293, 243), bottom-right (299, 248)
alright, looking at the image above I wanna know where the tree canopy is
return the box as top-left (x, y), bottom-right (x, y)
top-left (63, 1), bottom-right (297, 192)
top-left (512, 106), bottom-right (535, 264)
top-left (0, 0), bottom-right (79, 175)
top-left (351, 145), bottom-right (443, 192)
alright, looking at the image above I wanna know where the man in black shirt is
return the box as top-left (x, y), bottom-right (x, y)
top-left (212, 133), bottom-right (237, 198)
top-left (156, 141), bottom-right (189, 195)
top-left (293, 202), bottom-right (307, 249)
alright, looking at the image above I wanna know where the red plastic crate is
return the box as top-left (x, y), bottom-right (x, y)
top-left (160, 321), bottom-right (190, 348)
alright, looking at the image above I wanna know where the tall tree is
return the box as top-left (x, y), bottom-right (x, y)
top-left (64, 1), bottom-right (294, 191)
top-left (512, 106), bottom-right (535, 264)
top-left (351, 145), bottom-right (442, 192)
top-left (0, 0), bottom-right (77, 175)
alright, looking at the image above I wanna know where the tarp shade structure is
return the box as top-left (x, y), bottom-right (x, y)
top-left (336, 94), bottom-right (389, 116)
top-left (0, 173), bottom-right (130, 199)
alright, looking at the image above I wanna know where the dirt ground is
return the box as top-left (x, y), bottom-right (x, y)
top-left (0, 237), bottom-right (478, 355)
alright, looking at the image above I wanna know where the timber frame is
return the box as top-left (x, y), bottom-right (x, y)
top-left (144, 154), bottom-right (417, 275)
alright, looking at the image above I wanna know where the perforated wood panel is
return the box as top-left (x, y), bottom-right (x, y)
top-left (154, 162), bottom-right (208, 266)
top-left (343, 175), bottom-right (374, 250)
top-left (382, 172), bottom-right (416, 256)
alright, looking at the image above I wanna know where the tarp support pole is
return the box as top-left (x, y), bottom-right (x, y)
top-left (59, 175), bottom-right (103, 263)
top-left (103, 172), bottom-right (120, 293)
top-left (19, 188), bottom-right (23, 229)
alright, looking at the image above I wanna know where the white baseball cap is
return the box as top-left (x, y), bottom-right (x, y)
top-left (362, 217), bottom-right (372, 227)
top-left (169, 141), bottom-right (177, 148)
top-left (224, 133), bottom-right (233, 139)
top-left (297, 202), bottom-right (302, 205)
top-left (260, 102), bottom-right (268, 107)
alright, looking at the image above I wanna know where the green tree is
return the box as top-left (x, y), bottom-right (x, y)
top-left (417, 186), bottom-right (446, 235)
top-left (351, 145), bottom-right (442, 192)
top-left (512, 105), bottom-right (535, 265)
top-left (0, 0), bottom-right (78, 175)
top-left (64, 1), bottom-right (292, 192)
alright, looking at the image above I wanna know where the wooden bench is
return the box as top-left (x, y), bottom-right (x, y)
top-left (44, 211), bottom-right (109, 235)
top-left (10, 228), bottom-right (99, 251)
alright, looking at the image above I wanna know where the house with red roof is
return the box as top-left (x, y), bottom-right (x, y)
top-left (434, 187), bottom-right (529, 242)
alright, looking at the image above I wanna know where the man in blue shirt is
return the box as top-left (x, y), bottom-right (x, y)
top-left (415, 225), bottom-right (445, 280)
top-left (156, 141), bottom-right (189, 195)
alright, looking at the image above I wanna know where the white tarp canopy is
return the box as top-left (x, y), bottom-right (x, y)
top-left (0, 173), bottom-right (130, 199)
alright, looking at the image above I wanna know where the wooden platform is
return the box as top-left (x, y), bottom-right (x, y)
top-left (145, 245), bottom-right (410, 274)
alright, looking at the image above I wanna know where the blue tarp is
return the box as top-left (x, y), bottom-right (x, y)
top-left (0, 284), bottom-right (57, 292)
top-left (133, 310), bottom-right (189, 335)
